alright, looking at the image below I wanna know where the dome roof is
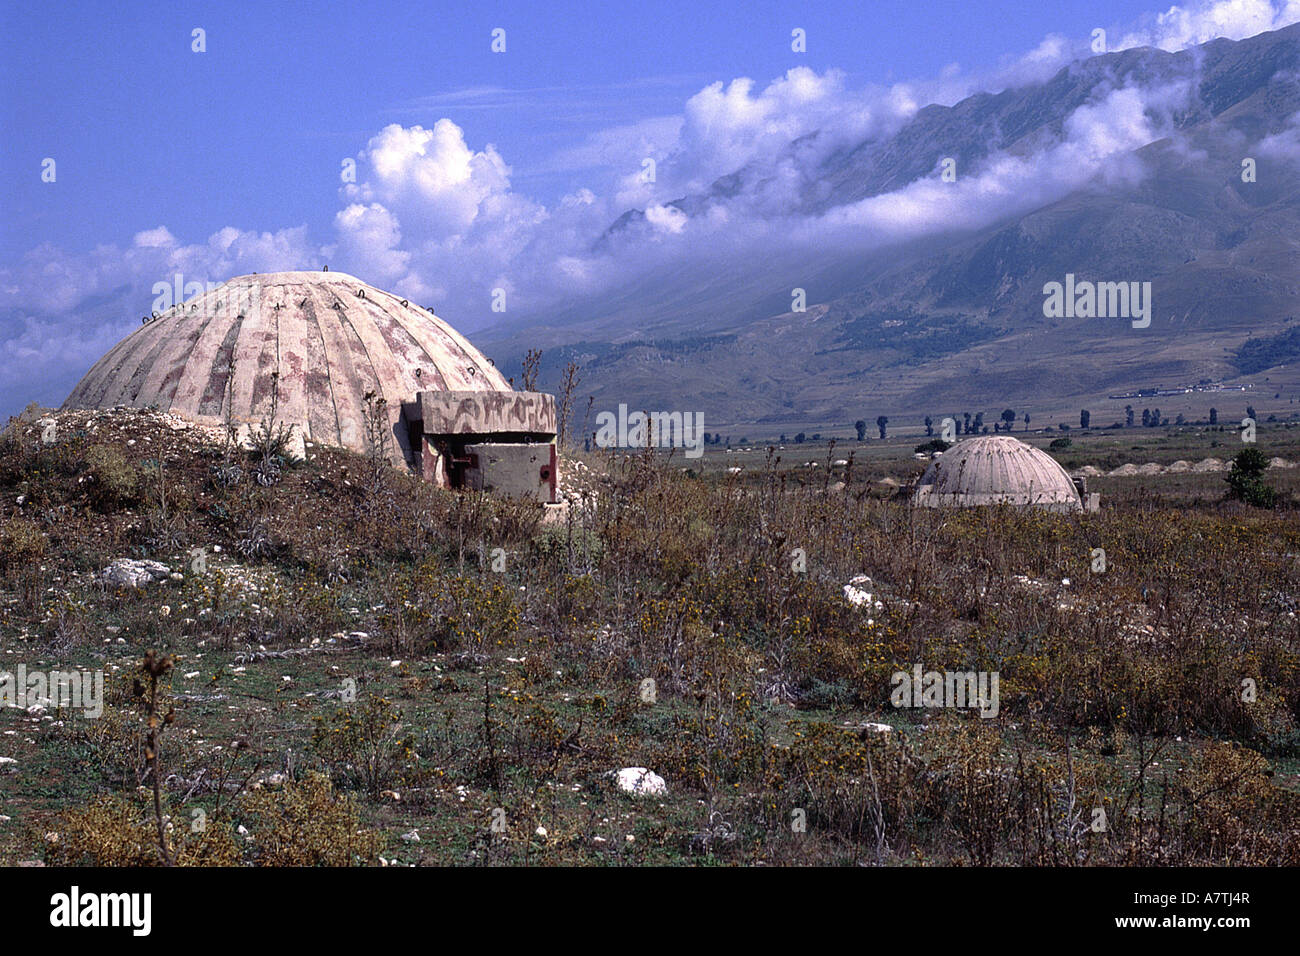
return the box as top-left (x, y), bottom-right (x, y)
top-left (912, 435), bottom-right (1081, 510)
top-left (63, 271), bottom-right (512, 465)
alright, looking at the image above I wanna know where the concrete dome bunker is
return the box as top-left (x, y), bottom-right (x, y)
top-left (63, 270), bottom-right (559, 503)
top-left (911, 434), bottom-right (1099, 512)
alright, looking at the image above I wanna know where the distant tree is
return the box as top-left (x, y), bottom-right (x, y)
top-left (854, 419), bottom-right (867, 441)
top-left (795, 432), bottom-right (806, 444)
top-left (1058, 423), bottom-right (1071, 431)
top-left (1080, 409), bottom-right (1091, 429)
top-left (1001, 409), bottom-right (1016, 429)
top-left (1125, 405), bottom-right (1135, 427)
top-left (1049, 437), bottom-right (1072, 450)
top-left (1208, 408), bottom-right (1218, 425)
top-left (779, 434), bottom-right (787, 443)
top-left (924, 416), bottom-right (933, 437)
top-left (811, 433), bottom-right (821, 441)
top-left (1175, 414), bottom-right (1185, 425)
top-left (876, 415), bottom-right (888, 440)
top-left (1023, 413), bottom-right (1030, 431)
top-left (915, 439), bottom-right (951, 454)
top-left (1225, 447), bottom-right (1277, 508)
top-left (1247, 405), bottom-right (1257, 420)
top-left (963, 412), bottom-right (972, 435)
top-left (1152, 408), bottom-right (1161, 427)
top-left (973, 411), bottom-right (985, 433)
top-left (1141, 409), bottom-right (1151, 427)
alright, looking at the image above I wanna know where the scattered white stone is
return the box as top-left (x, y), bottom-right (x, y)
top-left (100, 558), bottom-right (171, 588)
top-left (613, 767), bottom-right (666, 797)
top-left (843, 574), bottom-right (874, 606)
top-left (535, 826), bottom-right (548, 838)
top-left (401, 829), bottom-right (420, 843)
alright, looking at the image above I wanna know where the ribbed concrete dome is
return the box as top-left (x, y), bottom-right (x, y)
top-left (912, 435), bottom-right (1081, 511)
top-left (63, 271), bottom-right (511, 465)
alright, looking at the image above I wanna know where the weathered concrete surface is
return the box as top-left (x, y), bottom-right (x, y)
top-left (417, 390), bottom-right (556, 436)
top-left (462, 442), bottom-right (557, 502)
top-left (912, 435), bottom-right (1083, 511)
top-left (63, 271), bottom-right (512, 467)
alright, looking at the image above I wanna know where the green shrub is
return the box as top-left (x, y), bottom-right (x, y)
top-left (84, 445), bottom-right (139, 510)
top-left (0, 516), bottom-right (47, 575)
top-left (1225, 448), bottom-right (1278, 508)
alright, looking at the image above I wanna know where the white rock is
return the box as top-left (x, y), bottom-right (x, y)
top-left (535, 826), bottom-right (548, 838)
top-left (401, 829), bottom-right (420, 843)
top-left (614, 767), bottom-right (666, 797)
top-left (843, 574), bottom-right (874, 606)
top-left (100, 558), bottom-right (171, 588)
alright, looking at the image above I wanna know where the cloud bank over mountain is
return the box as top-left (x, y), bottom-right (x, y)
top-left (3, 0), bottom-right (1299, 416)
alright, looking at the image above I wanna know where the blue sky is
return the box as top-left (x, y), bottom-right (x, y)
top-left (3, 0), bottom-right (1299, 415)
top-left (3, 0), bottom-right (1171, 258)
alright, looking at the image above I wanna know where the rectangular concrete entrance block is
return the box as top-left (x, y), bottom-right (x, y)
top-left (410, 389), bottom-right (559, 502)
top-left (417, 391), bottom-right (556, 436)
top-left (462, 442), bottom-right (557, 502)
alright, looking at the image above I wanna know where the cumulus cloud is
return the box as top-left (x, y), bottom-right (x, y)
top-left (343, 121), bottom-right (518, 242)
top-left (1118, 0), bottom-right (1300, 50)
top-left (5, 0), bottom-right (1300, 416)
top-left (0, 225), bottom-right (316, 413)
top-left (332, 203), bottom-right (410, 285)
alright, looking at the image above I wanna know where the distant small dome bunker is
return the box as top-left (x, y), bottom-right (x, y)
top-left (64, 270), bottom-right (558, 501)
top-left (912, 434), bottom-right (1089, 512)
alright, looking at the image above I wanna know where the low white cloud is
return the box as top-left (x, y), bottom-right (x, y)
top-left (1118, 0), bottom-right (1300, 50)
top-left (5, 0), bottom-right (1300, 417)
